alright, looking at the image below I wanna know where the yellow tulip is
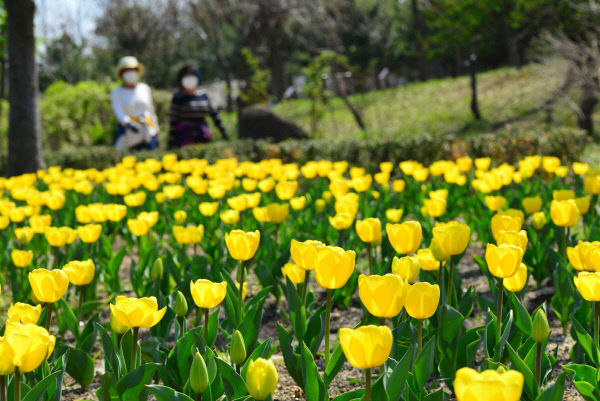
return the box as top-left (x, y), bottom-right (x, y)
top-left (3, 322), bottom-right (56, 373)
top-left (484, 196), bottom-right (506, 211)
top-left (290, 239), bottom-right (323, 271)
top-left (163, 184), bottom-right (185, 199)
top-left (275, 180), bottom-right (298, 200)
top-left (575, 196), bottom-right (591, 215)
top-left (454, 367), bottom-right (524, 401)
top-left (550, 199), bottom-right (580, 227)
top-left (532, 211), bottom-right (546, 230)
top-left (281, 263), bottom-right (306, 284)
top-left (199, 202), bottom-right (219, 216)
top-left (567, 241), bottom-right (600, 272)
top-left (29, 268), bottom-right (69, 303)
top-left (504, 263), bottom-right (528, 292)
top-left (258, 177), bottom-right (275, 192)
top-left (174, 210), bottom-right (187, 224)
top-left (11, 249), bottom-right (33, 267)
top-left (573, 162), bottom-right (589, 175)
top-left (227, 195), bottom-right (248, 212)
top-left (543, 156), bottom-right (561, 173)
top-left (424, 197), bottom-right (447, 217)
top-left (138, 211), bottom-right (159, 228)
top-left (392, 179), bottom-right (406, 192)
top-left (127, 218), bottom-right (150, 237)
top-left (110, 309), bottom-right (130, 334)
top-left (77, 224), bottom-right (102, 243)
top-left (416, 248), bottom-right (441, 271)
top-left (124, 191), bottom-right (146, 207)
top-left (404, 282), bottom-right (440, 319)
top-left (290, 196), bottom-right (307, 210)
top-left (62, 259), bottom-right (95, 286)
top-left (456, 156), bottom-right (473, 172)
top-left (391, 256), bottom-right (420, 283)
top-left (29, 214), bottom-right (52, 234)
top-left (584, 174), bottom-right (600, 194)
top-left (355, 218), bottom-right (382, 243)
top-left (485, 244), bottom-right (523, 278)
top-left (358, 274), bottom-right (405, 318)
top-left (574, 272), bottom-right (600, 301)
top-left (495, 230), bottom-right (528, 255)
top-left (110, 296), bottom-right (166, 328)
top-left (225, 230), bottom-right (260, 261)
top-left (386, 221), bottom-right (422, 254)
top-left (44, 226), bottom-right (68, 247)
top-left (0, 337), bottom-right (15, 375)
top-left (475, 157), bottom-right (491, 171)
top-left (190, 279), bottom-right (227, 309)
top-left (173, 225), bottom-right (204, 245)
top-left (432, 221), bottom-right (470, 256)
top-left (106, 204), bottom-right (127, 222)
top-left (14, 227), bottom-right (34, 244)
top-left (522, 196), bottom-right (542, 214)
top-left (339, 325), bottom-right (393, 369)
top-left (491, 214), bottom-right (522, 241)
top-left (246, 358), bottom-right (278, 400)
top-left (553, 189), bottom-right (575, 201)
top-left (314, 246), bottom-right (355, 289)
top-left (266, 203), bottom-right (289, 223)
top-left (328, 213), bottom-right (355, 230)
top-left (220, 209), bottom-right (240, 225)
top-left (385, 208), bottom-right (403, 223)
top-left (8, 302), bottom-right (42, 324)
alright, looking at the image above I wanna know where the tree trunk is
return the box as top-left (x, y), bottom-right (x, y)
top-left (330, 63), bottom-right (366, 131)
top-left (578, 76), bottom-right (598, 137)
top-left (411, 0), bottom-right (428, 80)
top-left (468, 55), bottom-right (481, 120)
top-left (6, 0), bottom-right (44, 176)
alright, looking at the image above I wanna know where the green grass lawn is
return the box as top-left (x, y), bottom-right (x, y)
top-left (222, 59), bottom-right (580, 141)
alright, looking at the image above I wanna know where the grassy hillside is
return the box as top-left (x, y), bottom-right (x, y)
top-left (240, 60), bottom-right (578, 141)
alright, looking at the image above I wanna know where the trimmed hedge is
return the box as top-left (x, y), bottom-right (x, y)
top-left (2, 126), bottom-right (586, 175)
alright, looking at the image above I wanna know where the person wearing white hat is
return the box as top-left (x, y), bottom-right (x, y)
top-left (111, 56), bottom-right (159, 151)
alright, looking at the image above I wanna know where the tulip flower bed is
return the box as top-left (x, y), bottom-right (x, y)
top-left (1, 154), bottom-right (600, 401)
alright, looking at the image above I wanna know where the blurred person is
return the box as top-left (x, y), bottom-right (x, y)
top-left (111, 56), bottom-right (160, 151)
top-left (168, 64), bottom-right (229, 149)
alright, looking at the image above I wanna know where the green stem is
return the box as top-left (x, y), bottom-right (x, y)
top-left (324, 289), bottom-right (332, 368)
top-left (364, 368), bottom-right (372, 401)
top-left (179, 316), bottom-right (185, 339)
top-left (180, 244), bottom-right (186, 272)
top-left (379, 317), bottom-right (386, 374)
top-left (446, 256), bottom-right (454, 304)
top-left (595, 302), bottom-right (599, 351)
top-left (367, 243), bottom-right (373, 275)
top-left (131, 327), bottom-right (139, 372)
top-left (301, 270), bottom-right (310, 305)
top-left (237, 260), bottom-right (246, 322)
top-left (204, 308), bottom-right (209, 344)
top-left (77, 285), bottom-right (85, 324)
top-left (417, 319), bottom-right (423, 355)
top-left (535, 342), bottom-right (542, 386)
top-left (13, 368), bottom-right (19, 401)
top-left (496, 278), bottom-right (504, 341)
top-left (45, 302), bottom-right (53, 331)
top-left (1, 375), bottom-right (5, 401)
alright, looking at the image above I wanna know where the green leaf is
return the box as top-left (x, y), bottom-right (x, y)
top-left (301, 343), bottom-right (328, 401)
top-left (506, 343), bottom-right (538, 400)
top-left (535, 372), bottom-right (566, 401)
top-left (66, 347), bottom-right (95, 388)
top-left (414, 336), bottom-right (435, 389)
top-left (331, 389), bottom-right (364, 401)
top-left (324, 343), bottom-right (346, 386)
top-left (59, 298), bottom-right (79, 337)
top-left (572, 319), bottom-right (600, 366)
top-left (22, 371), bottom-right (62, 401)
top-left (146, 385), bottom-right (195, 401)
top-left (384, 347), bottom-right (412, 401)
top-left (116, 363), bottom-right (160, 401)
top-left (96, 322), bottom-right (124, 378)
top-left (510, 292), bottom-right (532, 336)
top-left (278, 324), bottom-right (303, 387)
top-left (216, 358), bottom-right (247, 400)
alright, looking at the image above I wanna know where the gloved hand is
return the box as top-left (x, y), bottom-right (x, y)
top-left (125, 122), bottom-right (139, 133)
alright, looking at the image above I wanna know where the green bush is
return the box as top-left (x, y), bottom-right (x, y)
top-left (0, 126), bottom-right (583, 175)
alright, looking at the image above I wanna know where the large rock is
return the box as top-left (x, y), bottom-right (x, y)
top-left (238, 106), bottom-right (308, 142)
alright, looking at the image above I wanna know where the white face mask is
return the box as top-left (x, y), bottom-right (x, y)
top-left (181, 75), bottom-right (199, 90)
top-left (122, 70), bottom-right (139, 84)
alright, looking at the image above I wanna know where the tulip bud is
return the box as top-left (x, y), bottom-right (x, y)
top-left (230, 330), bottom-right (247, 365)
top-left (315, 199), bottom-right (326, 213)
top-left (151, 258), bottom-right (163, 280)
top-left (531, 309), bottom-right (549, 343)
top-left (532, 212), bottom-right (546, 230)
top-left (190, 351), bottom-right (209, 394)
top-left (429, 238), bottom-right (449, 262)
top-left (175, 291), bottom-right (188, 317)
